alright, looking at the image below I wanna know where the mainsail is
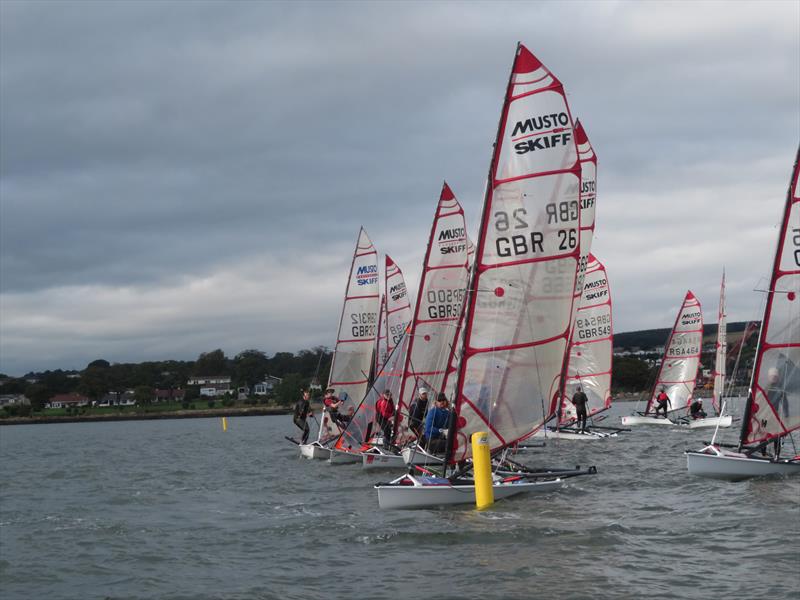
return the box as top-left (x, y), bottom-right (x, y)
top-left (740, 145), bottom-right (800, 446)
top-left (448, 44), bottom-right (582, 462)
top-left (394, 183), bottom-right (469, 443)
top-left (327, 228), bottom-right (380, 409)
top-left (712, 271), bottom-right (727, 414)
top-left (384, 255), bottom-right (412, 357)
top-left (645, 291), bottom-right (703, 415)
top-left (334, 332), bottom-right (410, 453)
top-left (560, 254), bottom-right (613, 423)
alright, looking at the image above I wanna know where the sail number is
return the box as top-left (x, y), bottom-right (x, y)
top-left (427, 289), bottom-right (465, 318)
top-left (793, 228), bottom-right (800, 267)
top-left (494, 201), bottom-right (578, 258)
top-left (350, 312), bottom-right (376, 338)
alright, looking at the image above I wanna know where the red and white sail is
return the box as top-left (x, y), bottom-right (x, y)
top-left (442, 234), bottom-right (475, 403)
top-left (573, 120), bottom-right (597, 297)
top-left (741, 145), bottom-right (800, 445)
top-left (327, 228), bottom-right (380, 409)
top-left (712, 271), bottom-right (727, 414)
top-left (384, 255), bottom-right (412, 357)
top-left (449, 44), bottom-right (582, 462)
top-left (334, 332), bottom-right (410, 453)
top-left (645, 291), bottom-right (703, 415)
top-left (375, 295), bottom-right (388, 371)
top-left (393, 183), bottom-right (469, 444)
top-left (560, 254), bottom-right (613, 424)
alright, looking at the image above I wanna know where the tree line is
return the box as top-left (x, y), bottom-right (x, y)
top-left (0, 347), bottom-right (332, 412)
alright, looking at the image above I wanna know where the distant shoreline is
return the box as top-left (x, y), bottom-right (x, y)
top-left (0, 406), bottom-right (292, 426)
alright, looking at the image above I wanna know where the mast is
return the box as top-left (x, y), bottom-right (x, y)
top-left (645, 291), bottom-right (703, 415)
top-left (712, 270), bottom-right (727, 415)
top-left (739, 144), bottom-right (800, 449)
top-left (446, 43), bottom-right (582, 465)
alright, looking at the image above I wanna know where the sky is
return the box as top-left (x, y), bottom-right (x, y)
top-left (1, 0), bottom-right (798, 376)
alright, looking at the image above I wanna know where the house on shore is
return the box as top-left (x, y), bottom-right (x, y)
top-left (47, 393), bottom-right (90, 409)
top-left (0, 394), bottom-right (30, 407)
top-left (253, 375), bottom-right (282, 396)
top-left (188, 376), bottom-right (231, 398)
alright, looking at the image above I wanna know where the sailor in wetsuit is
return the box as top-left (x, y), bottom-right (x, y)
top-left (293, 389), bottom-right (313, 444)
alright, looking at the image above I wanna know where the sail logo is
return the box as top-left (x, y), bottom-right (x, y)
top-left (389, 282), bottom-right (407, 301)
top-left (681, 311), bottom-right (701, 326)
top-left (438, 228), bottom-right (466, 241)
top-left (356, 264), bottom-right (378, 286)
top-left (511, 112), bottom-right (569, 136)
top-left (511, 112), bottom-right (572, 155)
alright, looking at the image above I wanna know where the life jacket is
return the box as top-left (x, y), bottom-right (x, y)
top-left (376, 396), bottom-right (394, 419)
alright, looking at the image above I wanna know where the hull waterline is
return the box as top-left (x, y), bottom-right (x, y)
top-left (299, 443), bottom-right (331, 460)
top-left (375, 475), bottom-right (563, 510)
top-left (686, 446), bottom-right (800, 480)
top-left (621, 415), bottom-right (676, 427)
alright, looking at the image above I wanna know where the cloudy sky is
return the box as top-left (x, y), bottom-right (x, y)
top-left (1, 0), bottom-right (798, 376)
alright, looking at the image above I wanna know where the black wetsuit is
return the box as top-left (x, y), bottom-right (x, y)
top-left (408, 397), bottom-right (428, 438)
top-left (572, 391), bottom-right (589, 432)
top-left (293, 397), bottom-right (311, 444)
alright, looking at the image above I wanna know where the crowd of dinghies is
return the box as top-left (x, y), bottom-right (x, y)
top-left (286, 44), bottom-right (800, 509)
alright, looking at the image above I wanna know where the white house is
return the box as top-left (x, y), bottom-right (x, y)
top-left (254, 375), bottom-right (282, 396)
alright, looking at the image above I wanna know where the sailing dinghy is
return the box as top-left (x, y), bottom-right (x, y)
top-left (686, 146), bottom-right (800, 479)
top-left (621, 291), bottom-right (703, 427)
top-left (375, 44), bottom-right (596, 509)
top-left (300, 228), bottom-right (379, 460)
top-left (534, 254), bottom-right (621, 439)
top-left (688, 271), bottom-right (733, 429)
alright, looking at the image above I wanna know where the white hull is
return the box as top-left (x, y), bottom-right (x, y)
top-left (299, 443), bottom-right (331, 460)
top-left (328, 448), bottom-right (362, 464)
top-left (686, 415), bottom-right (732, 429)
top-left (362, 450), bottom-right (406, 470)
top-left (530, 427), bottom-right (617, 440)
top-left (401, 446), bottom-right (444, 466)
top-left (686, 446), bottom-right (800, 480)
top-left (375, 474), bottom-right (564, 510)
top-left (620, 415), bottom-right (676, 427)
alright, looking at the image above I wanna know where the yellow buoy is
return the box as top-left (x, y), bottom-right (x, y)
top-left (471, 431), bottom-right (494, 509)
top-left (222, 416), bottom-right (228, 431)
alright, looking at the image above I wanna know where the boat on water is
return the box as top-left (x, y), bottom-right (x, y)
top-left (375, 44), bottom-right (596, 509)
top-left (534, 254), bottom-right (624, 440)
top-left (687, 145), bottom-right (800, 480)
top-left (683, 271), bottom-right (734, 430)
top-left (621, 290), bottom-right (703, 427)
top-left (300, 228), bottom-right (379, 460)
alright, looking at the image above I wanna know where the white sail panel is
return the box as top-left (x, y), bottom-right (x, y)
top-left (451, 45), bottom-right (581, 460)
top-left (742, 146), bottom-right (800, 445)
top-left (327, 228), bottom-right (379, 410)
top-left (646, 291), bottom-right (703, 415)
top-left (395, 183), bottom-right (468, 444)
top-left (384, 255), bottom-right (412, 356)
top-left (712, 271), bottom-right (726, 414)
top-left (560, 255), bottom-right (612, 424)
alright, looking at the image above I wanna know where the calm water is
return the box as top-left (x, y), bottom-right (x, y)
top-left (1, 403), bottom-right (798, 600)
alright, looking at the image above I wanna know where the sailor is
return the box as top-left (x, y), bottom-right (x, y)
top-left (292, 389), bottom-right (313, 444)
top-left (323, 388), bottom-right (350, 428)
top-left (654, 388), bottom-right (670, 418)
top-left (408, 387), bottom-right (429, 438)
top-left (571, 386), bottom-right (589, 433)
top-left (689, 398), bottom-right (707, 420)
top-left (422, 393), bottom-right (452, 454)
top-left (375, 389), bottom-right (395, 447)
